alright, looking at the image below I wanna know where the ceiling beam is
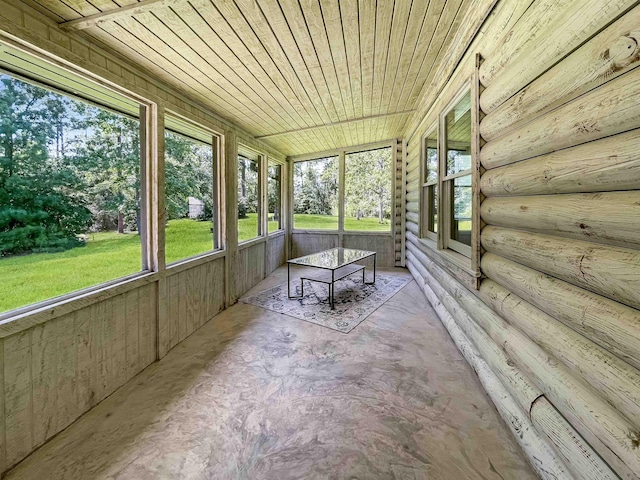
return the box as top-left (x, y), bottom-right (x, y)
top-left (59, 0), bottom-right (179, 31)
top-left (255, 110), bottom-right (415, 139)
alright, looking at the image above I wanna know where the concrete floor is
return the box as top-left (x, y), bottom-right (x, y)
top-left (7, 267), bottom-right (536, 479)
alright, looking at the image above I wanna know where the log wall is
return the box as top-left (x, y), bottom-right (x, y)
top-left (0, 1), bottom-right (288, 474)
top-left (405, 1), bottom-right (640, 478)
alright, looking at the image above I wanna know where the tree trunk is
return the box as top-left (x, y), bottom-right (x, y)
top-left (379, 198), bottom-right (384, 223)
top-left (117, 211), bottom-right (124, 234)
top-left (241, 161), bottom-right (246, 197)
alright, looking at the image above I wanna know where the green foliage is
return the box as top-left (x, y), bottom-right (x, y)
top-left (293, 157), bottom-right (338, 215)
top-left (344, 147), bottom-right (392, 223)
top-left (165, 130), bottom-right (214, 222)
top-left (237, 156), bottom-right (258, 218)
top-left (0, 76), bottom-right (92, 255)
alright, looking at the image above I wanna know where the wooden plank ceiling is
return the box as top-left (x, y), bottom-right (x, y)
top-left (30, 0), bottom-right (474, 156)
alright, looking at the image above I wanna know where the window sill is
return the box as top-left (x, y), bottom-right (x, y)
top-left (165, 249), bottom-right (226, 275)
top-left (238, 236), bottom-right (266, 249)
top-left (0, 271), bottom-right (158, 338)
top-left (414, 237), bottom-right (480, 290)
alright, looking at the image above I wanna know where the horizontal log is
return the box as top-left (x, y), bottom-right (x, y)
top-left (406, 242), bottom-right (640, 478)
top-left (406, 248), bottom-right (623, 479)
top-left (406, 168), bottom-right (421, 184)
top-left (481, 226), bottom-right (640, 310)
top-left (480, 274), bottom-right (640, 425)
top-left (481, 129), bottom-right (640, 196)
top-left (408, 259), bottom-right (577, 480)
top-left (406, 212), bottom-right (419, 224)
top-left (406, 190), bottom-right (420, 202)
top-left (531, 398), bottom-right (618, 480)
top-left (406, 233), bottom-right (477, 291)
top-left (406, 222), bottom-right (419, 236)
top-left (481, 8), bottom-right (640, 140)
top-left (481, 67), bottom-right (640, 169)
top-left (479, 0), bottom-right (638, 113)
top-left (406, 160), bottom-right (420, 175)
top-left (478, 0), bottom-right (573, 88)
top-left (406, 201), bottom-right (419, 214)
top-left (481, 191), bottom-right (640, 249)
top-left (480, 248), bottom-right (640, 371)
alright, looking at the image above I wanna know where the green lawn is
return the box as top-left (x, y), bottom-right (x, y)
top-left (0, 215), bottom-right (276, 313)
top-left (1, 214), bottom-right (389, 314)
top-left (294, 214), bottom-right (391, 231)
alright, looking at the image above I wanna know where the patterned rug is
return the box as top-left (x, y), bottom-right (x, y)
top-left (240, 273), bottom-right (411, 333)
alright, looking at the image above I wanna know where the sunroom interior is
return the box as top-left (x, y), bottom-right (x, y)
top-left (0, 0), bottom-right (638, 479)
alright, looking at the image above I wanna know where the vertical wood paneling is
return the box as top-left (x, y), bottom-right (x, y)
top-left (3, 331), bottom-right (32, 467)
top-left (124, 289), bottom-right (139, 382)
top-left (177, 271), bottom-right (186, 343)
top-left (291, 233), bottom-right (339, 258)
top-left (55, 313), bottom-right (77, 432)
top-left (74, 306), bottom-right (92, 412)
top-left (267, 234), bottom-right (286, 274)
top-left (237, 243), bottom-right (266, 297)
top-left (31, 319), bottom-right (57, 447)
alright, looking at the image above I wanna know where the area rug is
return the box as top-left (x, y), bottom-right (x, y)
top-left (239, 274), bottom-right (410, 333)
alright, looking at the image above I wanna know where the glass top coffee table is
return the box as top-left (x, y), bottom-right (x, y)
top-left (287, 248), bottom-right (376, 310)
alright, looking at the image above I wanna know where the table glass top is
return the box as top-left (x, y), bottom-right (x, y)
top-left (288, 248), bottom-right (375, 270)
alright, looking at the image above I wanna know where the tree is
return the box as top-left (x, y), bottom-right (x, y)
top-left (344, 148), bottom-right (391, 223)
top-left (237, 156), bottom-right (258, 218)
top-left (164, 130), bottom-right (214, 221)
top-left (71, 104), bottom-right (141, 233)
top-left (0, 76), bottom-right (91, 256)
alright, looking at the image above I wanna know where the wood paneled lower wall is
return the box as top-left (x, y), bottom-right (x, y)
top-left (0, 282), bottom-right (157, 471)
top-left (291, 232), bottom-right (396, 268)
top-left (0, 231), bottom-right (287, 474)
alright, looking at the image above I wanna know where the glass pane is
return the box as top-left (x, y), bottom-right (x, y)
top-left (428, 184), bottom-right (438, 233)
top-left (424, 130), bottom-right (438, 183)
top-left (268, 163), bottom-right (282, 233)
top-left (445, 91), bottom-right (472, 176)
top-left (164, 129), bottom-right (214, 264)
top-left (450, 175), bottom-right (472, 246)
top-left (293, 156), bottom-right (338, 230)
top-left (237, 155), bottom-right (260, 242)
top-left (0, 73), bottom-right (143, 314)
top-left (344, 147), bottom-right (392, 231)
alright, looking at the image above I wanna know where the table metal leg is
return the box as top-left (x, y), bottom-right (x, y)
top-left (330, 270), bottom-right (335, 309)
top-left (364, 253), bottom-right (376, 285)
top-left (287, 263), bottom-right (304, 299)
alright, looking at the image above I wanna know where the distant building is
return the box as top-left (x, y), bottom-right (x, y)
top-left (188, 197), bottom-right (204, 219)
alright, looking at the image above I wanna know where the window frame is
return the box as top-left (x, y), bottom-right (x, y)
top-left (163, 111), bottom-right (223, 267)
top-left (0, 42), bottom-right (155, 321)
top-left (267, 159), bottom-right (285, 235)
top-left (290, 140), bottom-right (395, 236)
top-left (440, 85), bottom-right (474, 259)
top-left (237, 144), bottom-right (265, 245)
top-left (420, 122), bottom-right (438, 242)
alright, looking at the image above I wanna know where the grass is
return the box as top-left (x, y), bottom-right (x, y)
top-left (0, 215), bottom-right (277, 313)
top-left (293, 214), bottom-right (391, 232)
top-left (0, 213), bottom-right (390, 313)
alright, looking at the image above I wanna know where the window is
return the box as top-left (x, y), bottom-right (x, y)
top-left (293, 156), bottom-right (338, 230)
top-left (442, 90), bottom-right (472, 257)
top-left (237, 150), bottom-right (261, 242)
top-left (0, 69), bottom-right (146, 314)
top-left (268, 162), bottom-right (283, 233)
top-left (421, 127), bottom-right (438, 241)
top-left (344, 147), bottom-right (392, 231)
top-left (164, 115), bottom-right (219, 265)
